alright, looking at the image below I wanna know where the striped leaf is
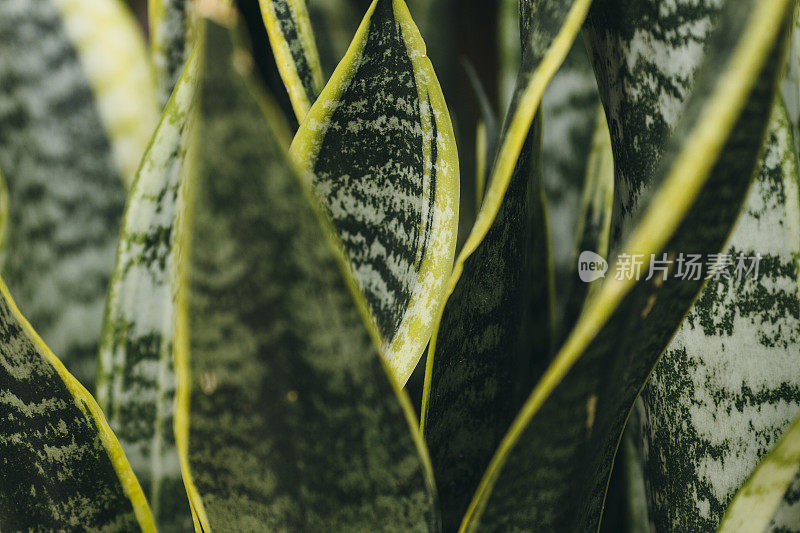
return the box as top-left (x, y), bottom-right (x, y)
top-left (450, 0), bottom-right (793, 530)
top-left (175, 16), bottom-right (438, 530)
top-left (0, 279), bottom-right (155, 530)
top-left (290, 0), bottom-right (459, 386)
top-left (420, 0), bottom-right (591, 528)
top-left (150, 0), bottom-right (192, 107)
top-left (636, 100), bottom-right (800, 531)
top-left (561, 107), bottom-right (614, 335)
top-left (95, 48), bottom-right (199, 531)
top-left (0, 0), bottom-right (158, 387)
top-left (719, 415), bottom-right (800, 532)
top-left (258, 0), bottom-right (325, 121)
top-left (541, 42), bottom-right (603, 327)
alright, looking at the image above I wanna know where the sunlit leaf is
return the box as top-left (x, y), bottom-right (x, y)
top-left (0, 0), bottom-right (158, 386)
top-left (175, 16), bottom-right (438, 530)
top-left (291, 0), bottom-right (460, 386)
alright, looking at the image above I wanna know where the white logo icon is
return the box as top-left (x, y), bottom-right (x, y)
top-left (578, 251), bottom-right (608, 283)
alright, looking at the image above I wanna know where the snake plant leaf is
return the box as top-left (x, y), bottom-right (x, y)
top-left (95, 48), bottom-right (200, 532)
top-left (421, 114), bottom-right (547, 531)
top-left (290, 0), bottom-right (459, 386)
top-left (419, 0), bottom-right (590, 527)
top-left (451, 0), bottom-right (793, 530)
top-left (542, 42), bottom-right (604, 326)
top-left (0, 279), bottom-right (155, 530)
top-left (0, 0), bottom-right (158, 387)
top-left (783, 4), bottom-right (800, 154)
top-left (258, 0), bottom-right (325, 121)
top-left (561, 107), bottom-right (614, 335)
top-left (150, 0), bottom-right (192, 107)
top-left (175, 16), bottom-right (438, 530)
top-left (636, 100), bottom-right (800, 531)
top-left (719, 415), bottom-right (800, 533)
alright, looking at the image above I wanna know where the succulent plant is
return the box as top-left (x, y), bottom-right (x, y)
top-left (0, 0), bottom-right (799, 531)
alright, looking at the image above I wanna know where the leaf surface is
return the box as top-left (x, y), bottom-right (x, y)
top-left (420, 0), bottom-right (591, 527)
top-left (719, 415), bottom-right (800, 533)
top-left (0, 0), bottom-right (158, 386)
top-left (175, 16), bottom-right (438, 531)
top-left (150, 0), bottom-right (192, 106)
top-left (636, 99), bottom-right (800, 531)
top-left (258, 0), bottom-right (325, 121)
top-left (454, 0), bottom-right (794, 530)
top-left (96, 48), bottom-right (200, 532)
top-left (290, 0), bottom-right (459, 386)
top-left (0, 279), bottom-right (154, 530)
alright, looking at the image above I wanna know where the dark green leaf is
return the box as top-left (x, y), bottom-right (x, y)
top-left (258, 0), bottom-right (325, 121)
top-left (0, 279), bottom-right (155, 530)
top-left (455, 0), bottom-right (794, 530)
top-left (291, 0), bottom-right (460, 386)
top-left (174, 16), bottom-right (438, 530)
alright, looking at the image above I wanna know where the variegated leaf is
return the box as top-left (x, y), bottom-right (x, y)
top-left (422, 115), bottom-right (548, 531)
top-left (175, 16), bottom-right (438, 530)
top-left (420, 0), bottom-right (591, 528)
top-left (96, 48), bottom-right (199, 532)
top-left (561, 107), bottom-right (614, 334)
top-left (451, 0), bottom-right (793, 530)
top-left (719, 415), bottom-right (800, 532)
top-left (0, 0), bottom-right (158, 387)
top-left (0, 279), bottom-right (155, 530)
top-left (258, 0), bottom-right (325, 121)
top-left (541, 42), bottom-right (604, 326)
top-left (290, 0), bottom-right (459, 386)
top-left (150, 0), bottom-right (192, 107)
top-left (637, 100), bottom-right (800, 531)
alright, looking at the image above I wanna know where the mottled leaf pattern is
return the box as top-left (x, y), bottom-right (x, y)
top-left (542, 42), bottom-right (603, 325)
top-left (453, 0), bottom-right (793, 530)
top-left (150, 0), bottom-right (192, 107)
top-left (0, 279), bottom-right (155, 530)
top-left (637, 101), bottom-right (800, 531)
top-left (422, 114), bottom-right (550, 531)
top-left (259, 0), bottom-right (325, 120)
top-left (291, 0), bottom-right (459, 386)
top-left (420, 0), bottom-right (592, 528)
top-left (0, 0), bottom-right (157, 387)
top-left (175, 18), bottom-right (438, 531)
top-left (561, 107), bottom-right (614, 335)
top-left (96, 49), bottom-right (199, 532)
top-left (719, 415), bottom-right (800, 532)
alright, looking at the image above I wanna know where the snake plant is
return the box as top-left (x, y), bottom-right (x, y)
top-left (1, 0), bottom-right (800, 531)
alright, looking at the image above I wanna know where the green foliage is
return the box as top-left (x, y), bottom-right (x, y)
top-left (1, 0), bottom-right (800, 531)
